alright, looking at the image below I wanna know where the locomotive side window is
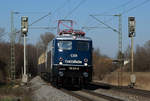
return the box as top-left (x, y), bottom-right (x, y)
top-left (77, 41), bottom-right (89, 51)
top-left (58, 41), bottom-right (72, 51)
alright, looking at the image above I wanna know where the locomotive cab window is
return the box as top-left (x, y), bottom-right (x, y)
top-left (77, 41), bottom-right (89, 51)
top-left (58, 41), bottom-right (72, 51)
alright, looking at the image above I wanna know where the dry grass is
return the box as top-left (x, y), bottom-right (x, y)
top-left (102, 72), bottom-right (150, 91)
top-left (0, 82), bottom-right (32, 101)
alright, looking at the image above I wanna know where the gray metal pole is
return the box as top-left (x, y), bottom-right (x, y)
top-left (130, 35), bottom-right (136, 87)
top-left (128, 17), bottom-right (136, 87)
top-left (119, 14), bottom-right (123, 87)
top-left (24, 34), bottom-right (26, 75)
top-left (21, 16), bottom-right (28, 84)
top-left (10, 11), bottom-right (16, 80)
top-left (131, 36), bottom-right (134, 73)
top-left (116, 14), bottom-right (123, 87)
top-left (90, 14), bottom-right (123, 87)
top-left (118, 14), bottom-right (122, 57)
top-left (22, 34), bottom-right (28, 83)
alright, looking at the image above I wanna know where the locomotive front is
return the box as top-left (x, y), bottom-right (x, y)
top-left (53, 31), bottom-right (93, 87)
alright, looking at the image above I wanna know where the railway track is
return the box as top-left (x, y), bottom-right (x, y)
top-left (41, 77), bottom-right (150, 101)
top-left (61, 88), bottom-right (125, 101)
top-left (91, 82), bottom-right (150, 98)
top-left (31, 76), bottom-right (149, 101)
top-left (115, 87), bottom-right (150, 98)
top-left (61, 88), bottom-right (93, 101)
top-left (82, 89), bottom-right (125, 101)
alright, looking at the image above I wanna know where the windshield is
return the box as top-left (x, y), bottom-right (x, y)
top-left (58, 41), bottom-right (72, 51)
top-left (77, 41), bottom-right (89, 51)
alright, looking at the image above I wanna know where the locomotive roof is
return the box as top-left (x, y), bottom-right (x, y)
top-left (55, 35), bottom-right (92, 41)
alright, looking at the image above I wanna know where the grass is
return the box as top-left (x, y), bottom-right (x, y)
top-left (0, 96), bottom-right (18, 101)
top-left (102, 72), bottom-right (150, 90)
top-left (0, 81), bottom-right (32, 101)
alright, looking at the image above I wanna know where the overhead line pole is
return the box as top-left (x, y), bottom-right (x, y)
top-left (116, 14), bottom-right (123, 87)
top-left (90, 14), bottom-right (123, 56)
top-left (10, 11), bottom-right (19, 80)
top-left (90, 14), bottom-right (122, 58)
top-left (90, 14), bottom-right (123, 87)
top-left (119, 14), bottom-right (123, 87)
top-left (10, 12), bottom-right (51, 80)
top-left (115, 14), bottom-right (122, 59)
top-left (10, 11), bottom-right (15, 80)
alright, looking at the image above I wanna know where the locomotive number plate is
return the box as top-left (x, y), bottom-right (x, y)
top-left (69, 67), bottom-right (79, 70)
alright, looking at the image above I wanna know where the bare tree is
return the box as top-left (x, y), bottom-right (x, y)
top-left (15, 43), bottom-right (39, 78)
top-left (26, 44), bottom-right (38, 76)
top-left (40, 32), bottom-right (55, 49)
top-left (0, 42), bottom-right (10, 82)
top-left (124, 45), bottom-right (131, 59)
top-left (36, 32), bottom-right (55, 54)
top-left (92, 48), bottom-right (116, 80)
top-left (134, 40), bottom-right (150, 71)
top-left (144, 40), bottom-right (150, 51)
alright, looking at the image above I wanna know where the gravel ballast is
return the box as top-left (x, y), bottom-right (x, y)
top-left (29, 76), bottom-right (81, 101)
top-left (94, 88), bottom-right (149, 101)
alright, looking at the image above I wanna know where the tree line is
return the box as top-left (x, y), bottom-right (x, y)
top-left (0, 29), bottom-right (55, 82)
top-left (0, 27), bottom-right (150, 82)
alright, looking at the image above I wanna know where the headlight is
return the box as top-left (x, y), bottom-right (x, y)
top-left (84, 63), bottom-right (88, 66)
top-left (59, 62), bottom-right (63, 65)
top-left (83, 72), bottom-right (88, 77)
top-left (59, 71), bottom-right (64, 77)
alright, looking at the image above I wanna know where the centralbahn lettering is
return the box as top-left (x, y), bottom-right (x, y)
top-left (65, 60), bottom-right (82, 64)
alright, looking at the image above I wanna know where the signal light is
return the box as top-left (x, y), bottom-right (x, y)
top-left (128, 17), bottom-right (136, 37)
top-left (21, 16), bottom-right (28, 36)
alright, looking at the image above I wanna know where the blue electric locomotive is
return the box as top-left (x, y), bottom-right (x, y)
top-left (38, 29), bottom-right (93, 88)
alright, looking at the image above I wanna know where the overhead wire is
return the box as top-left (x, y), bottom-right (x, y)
top-left (17, 0), bottom-right (69, 43)
top-left (64, 0), bottom-right (87, 19)
top-left (95, 0), bottom-right (135, 16)
top-left (92, 0), bottom-right (150, 25)
top-left (48, 0), bottom-right (69, 32)
top-left (0, 32), bottom-right (9, 42)
top-left (53, 0), bottom-right (69, 14)
top-left (82, 0), bottom-right (134, 32)
top-left (10, 1), bottom-right (70, 44)
top-left (29, 12), bottom-right (51, 26)
top-left (17, 12), bottom-right (52, 44)
top-left (87, 0), bottom-right (150, 33)
top-left (122, 0), bottom-right (150, 14)
top-left (17, 12), bottom-right (48, 14)
top-left (111, 0), bottom-right (135, 11)
top-left (49, 0), bottom-right (68, 22)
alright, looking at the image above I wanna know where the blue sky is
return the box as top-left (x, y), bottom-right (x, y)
top-left (0, 0), bottom-right (150, 58)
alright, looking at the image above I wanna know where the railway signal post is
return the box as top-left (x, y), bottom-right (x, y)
top-left (21, 16), bottom-right (28, 83)
top-left (128, 16), bottom-right (136, 87)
